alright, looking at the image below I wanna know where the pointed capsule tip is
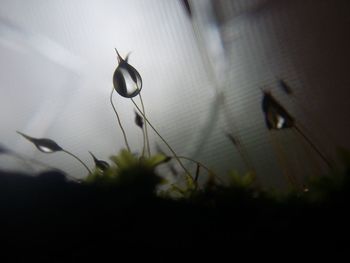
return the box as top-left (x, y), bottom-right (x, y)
top-left (114, 48), bottom-right (123, 63)
top-left (89, 151), bottom-right (97, 159)
top-left (16, 131), bottom-right (31, 140)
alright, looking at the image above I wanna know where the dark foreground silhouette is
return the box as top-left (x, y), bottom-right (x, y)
top-left (1, 168), bottom-right (349, 261)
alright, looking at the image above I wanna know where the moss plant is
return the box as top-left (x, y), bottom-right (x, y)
top-left (7, 47), bottom-right (350, 261)
top-left (14, 49), bottom-right (350, 201)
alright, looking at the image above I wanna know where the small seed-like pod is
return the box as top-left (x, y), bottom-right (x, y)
top-left (134, 110), bottom-right (144, 129)
top-left (89, 151), bottom-right (110, 171)
top-left (17, 131), bottom-right (63, 153)
top-left (17, 131), bottom-right (92, 174)
top-left (261, 91), bottom-right (294, 130)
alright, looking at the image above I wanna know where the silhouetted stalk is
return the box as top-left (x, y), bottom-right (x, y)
top-left (138, 93), bottom-right (151, 157)
top-left (286, 91), bottom-right (337, 148)
top-left (141, 125), bottom-right (146, 157)
top-left (292, 128), bottom-right (322, 177)
top-left (177, 155), bottom-right (212, 175)
top-left (131, 98), bottom-right (193, 183)
top-left (110, 87), bottom-right (131, 152)
top-left (275, 133), bottom-right (301, 187)
top-left (235, 140), bottom-right (253, 172)
top-left (221, 106), bottom-right (256, 174)
top-left (267, 132), bottom-right (298, 188)
top-left (238, 146), bottom-right (254, 173)
top-left (191, 15), bottom-right (256, 174)
top-left (285, 90), bottom-right (336, 172)
top-left (177, 155), bottom-right (224, 185)
top-left (226, 132), bottom-right (256, 174)
top-left (191, 16), bottom-right (257, 177)
top-left (194, 164), bottom-right (200, 184)
top-left (294, 125), bottom-right (333, 169)
top-left (62, 149), bottom-right (92, 175)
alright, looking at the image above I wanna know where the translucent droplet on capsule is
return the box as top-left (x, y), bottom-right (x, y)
top-left (17, 131), bottom-right (63, 153)
top-left (37, 145), bottom-right (56, 153)
top-left (113, 49), bottom-right (142, 98)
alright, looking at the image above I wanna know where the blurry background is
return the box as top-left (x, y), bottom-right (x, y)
top-left (1, 0), bottom-right (349, 188)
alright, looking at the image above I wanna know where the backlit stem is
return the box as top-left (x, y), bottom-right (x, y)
top-left (138, 93), bottom-right (151, 157)
top-left (62, 149), bottom-right (92, 175)
top-left (131, 98), bottom-right (193, 183)
top-left (110, 88), bottom-right (131, 152)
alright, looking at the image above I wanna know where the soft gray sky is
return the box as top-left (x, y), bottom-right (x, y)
top-left (0, 0), bottom-right (217, 180)
top-left (1, 0), bottom-right (349, 189)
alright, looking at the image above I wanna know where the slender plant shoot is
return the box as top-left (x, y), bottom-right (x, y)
top-left (138, 93), bottom-right (151, 157)
top-left (110, 87), bottom-right (131, 152)
top-left (131, 98), bottom-right (193, 184)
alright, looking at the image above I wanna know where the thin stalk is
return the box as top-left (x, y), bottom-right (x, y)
top-left (194, 164), bottom-right (200, 183)
top-left (192, 11), bottom-right (255, 173)
top-left (177, 155), bottom-right (224, 184)
top-left (294, 125), bottom-right (333, 169)
top-left (292, 128), bottom-right (322, 177)
top-left (110, 88), bottom-right (131, 152)
top-left (236, 146), bottom-right (251, 172)
top-left (177, 155), bottom-right (212, 175)
top-left (221, 105), bottom-right (256, 174)
top-left (141, 126), bottom-right (146, 157)
top-left (62, 149), bottom-right (92, 175)
top-left (267, 132), bottom-right (298, 188)
top-left (226, 133), bottom-right (255, 174)
top-left (287, 91), bottom-right (337, 147)
top-left (131, 98), bottom-right (193, 183)
top-left (138, 93), bottom-right (151, 157)
top-left (194, 164), bottom-right (200, 190)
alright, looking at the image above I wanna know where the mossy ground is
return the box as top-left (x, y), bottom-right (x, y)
top-left (1, 159), bottom-right (349, 261)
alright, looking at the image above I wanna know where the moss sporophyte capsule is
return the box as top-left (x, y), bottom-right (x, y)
top-left (113, 49), bottom-right (142, 98)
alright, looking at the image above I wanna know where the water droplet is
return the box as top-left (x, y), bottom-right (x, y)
top-left (261, 91), bottom-right (294, 130)
top-left (37, 145), bottom-right (56, 153)
top-left (113, 50), bottom-right (142, 98)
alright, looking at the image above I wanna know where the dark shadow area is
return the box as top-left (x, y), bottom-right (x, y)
top-left (1, 167), bottom-right (349, 261)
